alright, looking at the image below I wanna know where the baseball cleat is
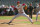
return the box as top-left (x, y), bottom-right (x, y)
top-left (7, 23), bottom-right (10, 25)
top-left (7, 22), bottom-right (12, 25)
top-left (32, 22), bottom-right (33, 24)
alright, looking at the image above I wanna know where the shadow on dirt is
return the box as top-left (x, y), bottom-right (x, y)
top-left (0, 22), bottom-right (14, 25)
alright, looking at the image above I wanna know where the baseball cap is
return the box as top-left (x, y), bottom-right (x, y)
top-left (17, 1), bottom-right (20, 3)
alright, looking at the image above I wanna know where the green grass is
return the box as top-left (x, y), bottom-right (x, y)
top-left (34, 21), bottom-right (40, 24)
top-left (14, 21), bottom-right (31, 24)
top-left (0, 16), bottom-right (13, 19)
top-left (0, 16), bottom-right (40, 24)
top-left (32, 17), bottom-right (40, 19)
top-left (0, 16), bottom-right (40, 20)
top-left (14, 21), bottom-right (40, 24)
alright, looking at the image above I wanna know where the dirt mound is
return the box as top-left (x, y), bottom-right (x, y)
top-left (0, 23), bottom-right (40, 27)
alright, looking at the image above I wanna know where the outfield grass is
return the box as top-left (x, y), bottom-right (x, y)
top-left (0, 16), bottom-right (40, 24)
top-left (14, 21), bottom-right (40, 24)
top-left (0, 16), bottom-right (40, 20)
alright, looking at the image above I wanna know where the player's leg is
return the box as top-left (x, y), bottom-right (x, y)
top-left (22, 13), bottom-right (33, 24)
top-left (36, 11), bottom-right (40, 22)
top-left (29, 11), bottom-right (32, 19)
top-left (8, 14), bottom-right (20, 23)
top-left (31, 11), bottom-right (33, 19)
top-left (36, 12), bottom-right (38, 22)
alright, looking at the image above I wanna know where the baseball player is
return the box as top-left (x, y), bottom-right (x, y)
top-left (36, 3), bottom-right (40, 22)
top-left (7, 1), bottom-right (33, 24)
top-left (28, 3), bottom-right (33, 19)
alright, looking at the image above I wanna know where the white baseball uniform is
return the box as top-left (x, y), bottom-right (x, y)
top-left (9, 4), bottom-right (33, 23)
top-left (36, 6), bottom-right (40, 21)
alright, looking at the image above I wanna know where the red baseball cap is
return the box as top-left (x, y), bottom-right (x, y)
top-left (17, 1), bottom-right (20, 3)
top-left (22, 3), bottom-right (25, 6)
